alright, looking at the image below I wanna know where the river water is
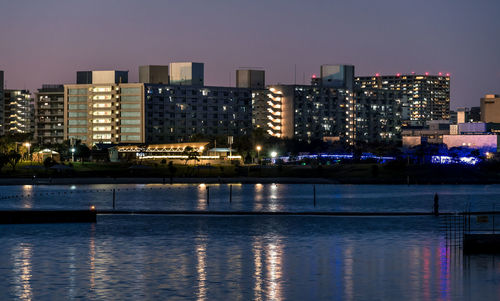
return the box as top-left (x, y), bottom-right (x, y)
top-left (0, 184), bottom-right (500, 300)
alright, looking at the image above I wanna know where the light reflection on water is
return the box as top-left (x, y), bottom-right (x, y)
top-left (2, 184), bottom-right (500, 212)
top-left (1, 213), bottom-right (500, 299)
top-left (12, 243), bottom-right (32, 301)
top-left (196, 237), bottom-right (207, 301)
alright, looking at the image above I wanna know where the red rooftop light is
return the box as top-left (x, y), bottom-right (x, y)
top-left (312, 74), bottom-right (316, 78)
top-left (375, 73), bottom-right (380, 77)
top-left (425, 72), bottom-right (429, 76)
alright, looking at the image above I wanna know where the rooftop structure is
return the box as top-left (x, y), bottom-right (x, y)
top-left (77, 70), bottom-right (128, 84)
top-left (236, 69), bottom-right (265, 89)
top-left (480, 94), bottom-right (500, 123)
top-left (139, 65), bottom-right (169, 84)
top-left (169, 62), bottom-right (204, 86)
top-left (320, 64), bottom-right (354, 90)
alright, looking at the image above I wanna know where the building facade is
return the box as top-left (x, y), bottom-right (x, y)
top-left (0, 71), bottom-right (4, 136)
top-left (252, 85), bottom-right (355, 143)
top-left (144, 84), bottom-right (253, 143)
top-left (354, 88), bottom-right (402, 143)
top-left (480, 94), bottom-right (500, 123)
top-left (35, 85), bottom-right (65, 145)
top-left (356, 74), bottom-right (450, 126)
top-left (3, 89), bottom-right (34, 135)
top-left (64, 71), bottom-right (145, 146)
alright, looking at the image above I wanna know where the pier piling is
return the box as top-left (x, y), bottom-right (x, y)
top-left (207, 186), bottom-right (210, 205)
top-left (313, 184), bottom-right (316, 207)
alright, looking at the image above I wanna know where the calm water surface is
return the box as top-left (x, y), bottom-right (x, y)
top-left (1, 183), bottom-right (500, 212)
top-left (0, 185), bottom-right (499, 300)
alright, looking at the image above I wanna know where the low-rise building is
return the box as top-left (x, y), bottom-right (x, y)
top-left (402, 120), bottom-right (450, 147)
top-left (443, 134), bottom-right (499, 154)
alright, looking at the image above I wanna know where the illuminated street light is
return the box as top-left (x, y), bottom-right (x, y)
top-left (256, 145), bottom-right (261, 163)
top-left (71, 147), bottom-right (76, 162)
top-left (24, 142), bottom-right (31, 161)
top-left (271, 151), bottom-right (277, 158)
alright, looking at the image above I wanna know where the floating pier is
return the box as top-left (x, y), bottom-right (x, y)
top-left (463, 234), bottom-right (500, 253)
top-left (442, 211), bottom-right (500, 253)
top-left (0, 210), bottom-right (97, 224)
top-left (97, 210), bottom-right (466, 216)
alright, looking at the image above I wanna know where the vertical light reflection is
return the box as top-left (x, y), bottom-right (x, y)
top-left (253, 238), bottom-right (264, 301)
top-left (12, 242), bottom-right (33, 301)
top-left (89, 223), bottom-right (96, 290)
top-left (21, 185), bottom-right (33, 209)
top-left (438, 240), bottom-right (450, 301)
top-left (197, 184), bottom-right (208, 210)
top-left (196, 238), bottom-right (207, 301)
top-left (265, 238), bottom-right (283, 300)
top-left (343, 244), bottom-right (354, 301)
top-left (254, 184), bottom-right (264, 211)
top-left (423, 247), bottom-right (431, 300)
top-left (409, 247), bottom-right (421, 296)
top-left (268, 184), bottom-right (279, 211)
top-left (68, 247), bottom-right (76, 299)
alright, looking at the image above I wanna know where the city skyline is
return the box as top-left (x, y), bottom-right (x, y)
top-left (0, 0), bottom-right (498, 110)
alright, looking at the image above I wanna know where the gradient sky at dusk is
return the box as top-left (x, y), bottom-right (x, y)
top-left (0, 0), bottom-right (498, 109)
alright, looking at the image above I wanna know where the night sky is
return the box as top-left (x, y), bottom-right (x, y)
top-left (0, 0), bottom-right (498, 109)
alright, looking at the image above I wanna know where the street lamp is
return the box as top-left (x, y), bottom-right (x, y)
top-left (71, 148), bottom-right (76, 162)
top-left (256, 145), bottom-right (261, 163)
top-left (24, 142), bottom-right (31, 161)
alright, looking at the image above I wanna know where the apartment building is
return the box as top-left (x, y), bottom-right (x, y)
top-left (3, 89), bottom-right (34, 134)
top-left (35, 85), bottom-right (64, 144)
top-left (144, 84), bottom-right (253, 143)
top-left (64, 71), bottom-right (145, 146)
top-left (356, 74), bottom-right (450, 126)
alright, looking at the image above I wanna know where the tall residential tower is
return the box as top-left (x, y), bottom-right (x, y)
top-left (355, 74), bottom-right (450, 126)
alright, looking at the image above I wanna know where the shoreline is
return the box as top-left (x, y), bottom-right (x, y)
top-left (0, 177), bottom-right (499, 185)
top-left (0, 177), bottom-right (338, 185)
